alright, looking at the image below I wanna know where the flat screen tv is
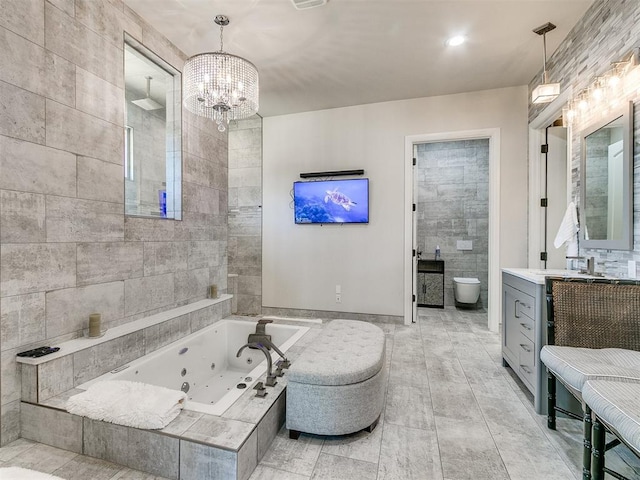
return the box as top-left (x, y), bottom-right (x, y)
top-left (294, 178), bottom-right (369, 224)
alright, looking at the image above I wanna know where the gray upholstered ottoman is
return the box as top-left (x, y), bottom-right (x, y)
top-left (286, 319), bottom-right (386, 439)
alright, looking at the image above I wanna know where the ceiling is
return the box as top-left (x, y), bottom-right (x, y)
top-left (123, 0), bottom-right (594, 117)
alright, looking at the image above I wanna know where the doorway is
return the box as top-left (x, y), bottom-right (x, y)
top-left (404, 129), bottom-right (501, 331)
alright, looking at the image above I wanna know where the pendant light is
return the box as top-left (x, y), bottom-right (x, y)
top-left (532, 22), bottom-right (560, 104)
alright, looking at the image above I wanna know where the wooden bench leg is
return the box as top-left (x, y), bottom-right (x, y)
top-left (364, 416), bottom-right (380, 433)
top-left (591, 416), bottom-right (605, 480)
top-left (547, 369), bottom-right (557, 430)
top-left (289, 429), bottom-right (301, 440)
top-left (582, 404), bottom-right (592, 480)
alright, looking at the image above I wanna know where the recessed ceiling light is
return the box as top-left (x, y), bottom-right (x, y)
top-left (446, 35), bottom-right (466, 47)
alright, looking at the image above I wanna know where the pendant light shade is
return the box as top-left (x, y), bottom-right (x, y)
top-left (532, 22), bottom-right (560, 104)
top-left (182, 15), bottom-right (259, 132)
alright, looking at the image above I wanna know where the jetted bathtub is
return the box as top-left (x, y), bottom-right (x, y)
top-left (78, 319), bottom-right (309, 416)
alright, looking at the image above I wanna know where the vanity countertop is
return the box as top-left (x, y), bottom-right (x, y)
top-left (501, 268), bottom-right (609, 285)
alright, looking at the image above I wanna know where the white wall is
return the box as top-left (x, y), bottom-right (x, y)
top-left (263, 86), bottom-right (528, 317)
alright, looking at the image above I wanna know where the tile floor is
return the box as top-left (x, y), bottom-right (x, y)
top-left (1, 307), bottom-right (639, 479)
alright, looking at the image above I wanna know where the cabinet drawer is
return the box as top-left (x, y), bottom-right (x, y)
top-left (518, 335), bottom-right (535, 388)
top-left (516, 296), bottom-right (534, 320)
top-left (518, 316), bottom-right (534, 341)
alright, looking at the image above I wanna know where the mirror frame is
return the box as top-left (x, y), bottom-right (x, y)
top-left (580, 101), bottom-right (633, 250)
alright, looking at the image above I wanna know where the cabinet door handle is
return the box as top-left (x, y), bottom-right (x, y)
top-left (514, 299), bottom-right (520, 318)
top-left (520, 365), bottom-right (532, 374)
top-left (519, 344), bottom-right (532, 353)
top-left (520, 322), bottom-right (532, 331)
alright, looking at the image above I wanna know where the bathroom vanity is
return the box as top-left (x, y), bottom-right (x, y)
top-left (501, 268), bottom-right (593, 414)
top-left (417, 259), bottom-right (445, 308)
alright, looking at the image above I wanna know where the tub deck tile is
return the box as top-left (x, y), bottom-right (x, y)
top-left (182, 415), bottom-right (255, 451)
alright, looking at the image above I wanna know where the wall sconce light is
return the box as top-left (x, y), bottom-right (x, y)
top-left (563, 49), bottom-right (638, 128)
top-left (532, 22), bottom-right (561, 104)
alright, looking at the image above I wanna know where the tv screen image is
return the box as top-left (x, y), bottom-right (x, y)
top-left (294, 178), bottom-right (369, 224)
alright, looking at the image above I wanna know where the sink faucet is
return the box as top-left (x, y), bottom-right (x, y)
top-left (236, 342), bottom-right (277, 387)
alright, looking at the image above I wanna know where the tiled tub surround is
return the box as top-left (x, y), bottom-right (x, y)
top-left (17, 310), bottom-right (322, 480)
top-left (78, 319), bottom-right (309, 416)
top-left (18, 297), bottom-right (233, 404)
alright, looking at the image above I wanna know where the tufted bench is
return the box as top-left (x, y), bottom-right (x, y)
top-left (286, 319), bottom-right (386, 439)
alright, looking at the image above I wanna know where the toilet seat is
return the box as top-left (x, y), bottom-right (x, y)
top-left (453, 277), bottom-right (480, 284)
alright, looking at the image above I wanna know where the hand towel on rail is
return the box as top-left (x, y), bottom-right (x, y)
top-left (66, 380), bottom-right (187, 429)
top-left (553, 201), bottom-right (579, 255)
top-left (0, 467), bottom-right (65, 480)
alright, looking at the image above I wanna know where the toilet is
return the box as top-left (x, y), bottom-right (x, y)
top-left (453, 277), bottom-right (481, 306)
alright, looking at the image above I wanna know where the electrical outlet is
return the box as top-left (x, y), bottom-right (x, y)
top-left (335, 293), bottom-right (342, 303)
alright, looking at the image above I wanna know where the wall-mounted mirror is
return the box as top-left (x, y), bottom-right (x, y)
top-left (580, 101), bottom-right (633, 250)
top-left (124, 35), bottom-right (182, 219)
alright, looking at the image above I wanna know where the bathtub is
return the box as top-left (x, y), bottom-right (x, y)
top-left (78, 319), bottom-right (309, 416)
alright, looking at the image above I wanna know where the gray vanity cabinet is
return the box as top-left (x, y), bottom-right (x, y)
top-left (502, 272), bottom-right (546, 413)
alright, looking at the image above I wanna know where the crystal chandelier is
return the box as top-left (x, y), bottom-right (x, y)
top-left (183, 15), bottom-right (259, 132)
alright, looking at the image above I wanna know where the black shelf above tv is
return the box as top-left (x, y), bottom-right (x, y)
top-left (299, 169), bottom-right (364, 178)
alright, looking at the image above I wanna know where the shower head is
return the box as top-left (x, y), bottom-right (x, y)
top-left (131, 76), bottom-right (163, 111)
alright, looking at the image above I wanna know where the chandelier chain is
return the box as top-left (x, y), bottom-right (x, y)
top-left (219, 23), bottom-right (224, 52)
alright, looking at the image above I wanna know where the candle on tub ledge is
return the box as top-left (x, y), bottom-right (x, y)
top-left (209, 284), bottom-right (218, 299)
top-left (89, 313), bottom-right (101, 338)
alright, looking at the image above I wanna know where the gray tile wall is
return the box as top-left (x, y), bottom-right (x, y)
top-left (0, 0), bottom-right (228, 445)
top-left (529, 0), bottom-right (640, 275)
top-left (228, 117), bottom-right (262, 314)
top-left (416, 140), bottom-right (489, 307)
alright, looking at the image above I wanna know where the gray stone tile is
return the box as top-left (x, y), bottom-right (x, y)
top-left (20, 403), bottom-right (82, 453)
top-left (160, 410), bottom-right (203, 437)
top-left (435, 416), bottom-right (509, 480)
top-left (75, 0), bottom-right (125, 50)
top-left (179, 440), bottom-right (237, 480)
top-left (0, 243), bottom-right (76, 296)
top-left (0, 438), bottom-right (36, 462)
top-left (52, 454), bottom-right (123, 480)
top-left (321, 420), bottom-right (383, 465)
top-left (0, 190), bottom-right (46, 243)
top-left (73, 331), bottom-right (144, 385)
top-left (1, 349), bottom-right (21, 405)
top-left (45, 2), bottom-right (123, 88)
top-left (45, 282), bottom-right (125, 338)
top-left (109, 468), bottom-right (172, 480)
top-left (2, 440), bottom-right (77, 473)
top-left (0, 136), bottom-right (76, 196)
top-left (76, 66), bottom-right (124, 125)
top-left (45, 99), bottom-right (123, 165)
top-left (182, 182), bottom-right (220, 215)
top-left (310, 453), bottom-right (377, 480)
top-left (143, 314), bottom-right (190, 354)
top-left (0, 80), bottom-right (45, 144)
top-left (0, 0), bottom-right (44, 46)
top-left (77, 155), bottom-right (125, 204)
top-left (384, 382), bottom-right (434, 430)
top-left (83, 418), bottom-right (130, 469)
top-left (259, 427), bottom-right (323, 477)
top-left (238, 429), bottom-right (258, 480)
top-left (0, 27), bottom-right (74, 107)
top-left (174, 268), bottom-right (209, 304)
top-left (77, 242), bottom-right (143, 286)
top-left (46, 196), bottom-right (124, 242)
top-left (377, 423), bottom-right (442, 480)
top-left (126, 427), bottom-right (179, 479)
top-left (0, 292), bottom-right (46, 350)
top-left (249, 465), bottom-right (309, 480)
top-left (124, 273), bottom-right (175, 316)
top-left (125, 217), bottom-right (176, 242)
top-left (47, 0), bottom-right (75, 16)
top-left (1, 400), bottom-right (21, 445)
top-left (143, 242), bottom-right (187, 276)
top-left (182, 415), bottom-right (255, 451)
top-left (430, 381), bottom-right (483, 421)
top-left (38, 355), bottom-right (74, 401)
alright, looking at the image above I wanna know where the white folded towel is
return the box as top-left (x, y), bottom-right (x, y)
top-left (553, 201), bottom-right (579, 249)
top-left (66, 380), bottom-right (187, 430)
top-left (0, 467), bottom-right (64, 480)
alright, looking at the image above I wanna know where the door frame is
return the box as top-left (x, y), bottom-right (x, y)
top-left (528, 88), bottom-right (574, 268)
top-left (404, 128), bottom-right (501, 331)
